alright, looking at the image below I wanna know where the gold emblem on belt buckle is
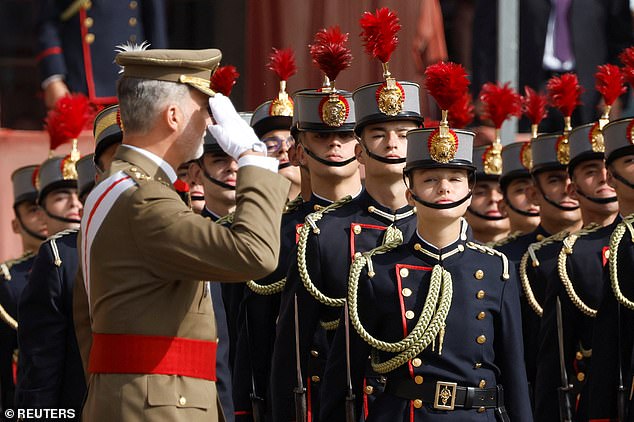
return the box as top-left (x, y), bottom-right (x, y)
top-left (434, 381), bottom-right (457, 410)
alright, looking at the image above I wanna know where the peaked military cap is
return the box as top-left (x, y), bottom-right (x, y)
top-left (530, 132), bottom-right (566, 174)
top-left (11, 165), bottom-right (39, 206)
top-left (352, 81), bottom-right (423, 136)
top-left (404, 127), bottom-right (475, 173)
top-left (500, 141), bottom-right (532, 190)
top-left (294, 90), bottom-right (356, 133)
top-left (93, 104), bottom-right (123, 164)
top-left (115, 48), bottom-right (222, 97)
top-left (37, 156), bottom-right (78, 204)
top-left (473, 144), bottom-right (503, 181)
top-left (568, 122), bottom-right (605, 174)
top-left (603, 117), bottom-right (634, 165)
top-left (76, 154), bottom-right (97, 199)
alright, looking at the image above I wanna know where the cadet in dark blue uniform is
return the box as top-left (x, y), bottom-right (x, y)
top-left (0, 166), bottom-right (47, 417)
top-left (586, 117), bottom-right (634, 421)
top-left (15, 155), bottom-right (85, 416)
top-left (265, 83), bottom-right (363, 421)
top-left (488, 141), bottom-right (540, 253)
top-left (465, 145), bottom-right (510, 244)
top-left (321, 122), bottom-right (532, 421)
top-left (273, 66), bottom-right (424, 421)
top-left (506, 132), bottom-right (582, 403)
top-left (36, 0), bottom-right (167, 108)
top-left (534, 122), bottom-right (619, 421)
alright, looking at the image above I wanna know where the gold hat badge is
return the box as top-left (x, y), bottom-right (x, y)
top-left (309, 26), bottom-right (353, 127)
top-left (267, 48), bottom-right (297, 117)
top-left (360, 7), bottom-right (404, 116)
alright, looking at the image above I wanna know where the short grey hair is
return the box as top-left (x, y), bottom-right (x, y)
top-left (117, 78), bottom-right (190, 135)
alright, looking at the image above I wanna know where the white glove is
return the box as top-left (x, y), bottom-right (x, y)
top-left (207, 93), bottom-right (266, 161)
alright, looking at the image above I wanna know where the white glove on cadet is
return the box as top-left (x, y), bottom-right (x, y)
top-left (207, 93), bottom-right (266, 161)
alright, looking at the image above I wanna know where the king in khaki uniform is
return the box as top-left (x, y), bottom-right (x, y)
top-left (586, 115), bottom-right (634, 421)
top-left (0, 165), bottom-right (47, 415)
top-left (271, 9), bottom-right (420, 421)
top-left (319, 61), bottom-right (532, 422)
top-left (75, 48), bottom-right (290, 421)
top-left (533, 64), bottom-right (623, 421)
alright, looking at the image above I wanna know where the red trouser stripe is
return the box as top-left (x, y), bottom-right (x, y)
top-left (89, 333), bottom-right (217, 381)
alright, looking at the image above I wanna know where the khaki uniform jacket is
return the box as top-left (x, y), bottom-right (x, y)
top-left (74, 146), bottom-right (290, 421)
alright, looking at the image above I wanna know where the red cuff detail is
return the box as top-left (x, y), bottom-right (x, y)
top-left (36, 46), bottom-right (62, 62)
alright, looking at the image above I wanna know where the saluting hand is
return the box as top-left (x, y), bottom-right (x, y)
top-left (207, 93), bottom-right (267, 160)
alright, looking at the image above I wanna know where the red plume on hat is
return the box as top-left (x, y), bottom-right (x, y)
top-left (45, 93), bottom-right (95, 160)
top-left (360, 7), bottom-right (400, 66)
top-left (479, 82), bottom-right (522, 129)
top-left (448, 92), bottom-right (474, 129)
top-left (425, 62), bottom-right (470, 111)
top-left (210, 65), bottom-right (239, 97)
top-left (619, 46), bottom-right (634, 88)
top-left (267, 48), bottom-right (297, 116)
top-left (595, 64), bottom-right (625, 128)
top-left (309, 26), bottom-right (352, 91)
top-left (546, 72), bottom-right (583, 133)
top-left (522, 86), bottom-right (548, 138)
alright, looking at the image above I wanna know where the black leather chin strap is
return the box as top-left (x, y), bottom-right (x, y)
top-left (503, 196), bottom-right (540, 217)
top-left (303, 147), bottom-right (357, 167)
top-left (198, 159), bottom-right (236, 191)
top-left (466, 207), bottom-right (507, 221)
top-left (534, 179), bottom-right (580, 211)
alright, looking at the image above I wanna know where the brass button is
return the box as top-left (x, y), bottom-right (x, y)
top-left (476, 290), bottom-right (485, 300)
top-left (130, 167), bottom-right (138, 172)
top-left (129, 0), bottom-right (138, 9)
top-left (402, 287), bottom-right (412, 297)
top-left (311, 375), bottom-right (320, 383)
top-left (604, 248), bottom-right (610, 260)
top-left (85, 33), bottom-right (95, 44)
top-left (414, 375), bottom-right (424, 384)
top-left (575, 351), bottom-right (583, 361)
top-left (84, 1), bottom-right (92, 9)
top-left (536, 234), bottom-right (545, 242)
top-left (414, 243), bottom-right (422, 251)
top-left (310, 350), bottom-right (319, 358)
top-left (399, 267), bottom-right (409, 278)
top-left (458, 244), bottom-right (465, 252)
top-left (412, 358), bottom-right (422, 367)
top-left (367, 206), bottom-right (376, 213)
top-left (577, 372), bottom-right (585, 382)
top-left (364, 385), bottom-right (374, 395)
top-left (353, 224), bottom-right (362, 235)
top-left (405, 310), bottom-right (415, 320)
top-left (474, 269), bottom-right (484, 280)
top-left (129, 17), bottom-right (137, 26)
top-left (474, 362), bottom-right (482, 369)
top-left (413, 399), bottom-right (423, 409)
top-left (478, 406), bottom-right (485, 413)
top-left (477, 335), bottom-right (487, 344)
top-left (84, 17), bottom-right (94, 28)
top-left (477, 311), bottom-right (486, 320)
top-left (479, 379), bottom-right (487, 388)
top-left (178, 395), bottom-right (187, 406)
top-left (313, 204), bottom-right (322, 211)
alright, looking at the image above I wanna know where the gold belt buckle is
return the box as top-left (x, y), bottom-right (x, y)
top-left (434, 381), bottom-right (457, 410)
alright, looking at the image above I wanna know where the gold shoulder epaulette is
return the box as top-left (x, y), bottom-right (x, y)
top-left (609, 214), bottom-right (634, 310)
top-left (45, 228), bottom-right (79, 267)
top-left (283, 195), bottom-right (305, 214)
top-left (466, 242), bottom-right (510, 280)
top-left (215, 212), bottom-right (235, 226)
top-left (0, 251), bottom-right (35, 281)
top-left (486, 231), bottom-right (523, 249)
top-left (519, 229), bottom-right (570, 317)
top-left (558, 223), bottom-right (602, 317)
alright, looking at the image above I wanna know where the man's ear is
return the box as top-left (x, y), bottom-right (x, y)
top-left (297, 143), bottom-right (308, 166)
top-left (497, 198), bottom-right (507, 216)
top-left (355, 143), bottom-right (365, 165)
top-left (164, 103), bottom-right (182, 131)
top-left (11, 218), bottom-right (20, 235)
top-left (606, 166), bottom-right (617, 189)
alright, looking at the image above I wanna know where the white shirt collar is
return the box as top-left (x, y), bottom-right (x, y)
top-left (123, 144), bottom-right (178, 184)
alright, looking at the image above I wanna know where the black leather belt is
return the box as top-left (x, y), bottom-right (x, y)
top-left (385, 378), bottom-right (503, 410)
